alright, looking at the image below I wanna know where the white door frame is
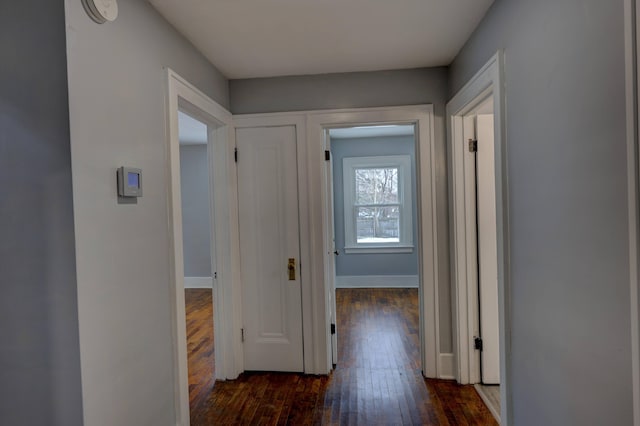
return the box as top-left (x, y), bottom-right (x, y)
top-left (446, 52), bottom-right (511, 424)
top-left (165, 69), bottom-right (241, 426)
top-left (624, 1), bottom-right (640, 424)
top-left (232, 105), bottom-right (441, 377)
top-left (307, 105), bottom-right (441, 377)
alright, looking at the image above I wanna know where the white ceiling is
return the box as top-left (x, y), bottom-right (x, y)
top-left (148, 0), bottom-right (495, 79)
top-left (330, 125), bottom-right (414, 139)
top-left (179, 111), bottom-right (207, 145)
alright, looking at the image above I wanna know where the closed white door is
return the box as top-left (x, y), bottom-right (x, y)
top-left (236, 125), bottom-right (304, 372)
top-left (476, 114), bottom-right (500, 384)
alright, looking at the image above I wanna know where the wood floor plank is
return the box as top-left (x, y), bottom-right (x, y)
top-left (187, 288), bottom-right (497, 425)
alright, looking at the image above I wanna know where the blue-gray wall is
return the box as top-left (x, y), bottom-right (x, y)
top-left (450, 0), bottom-right (631, 424)
top-left (64, 0), bottom-right (229, 423)
top-left (0, 1), bottom-right (83, 425)
top-left (230, 66), bottom-right (453, 353)
top-left (332, 135), bottom-right (418, 277)
top-left (180, 145), bottom-right (212, 277)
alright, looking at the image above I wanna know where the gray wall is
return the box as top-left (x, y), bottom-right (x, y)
top-left (450, 0), bottom-right (631, 424)
top-left (0, 1), bottom-right (83, 425)
top-left (180, 145), bottom-right (212, 277)
top-left (230, 67), bottom-right (448, 114)
top-left (64, 0), bottom-right (229, 424)
top-left (231, 67), bottom-right (453, 353)
top-left (332, 135), bottom-right (418, 277)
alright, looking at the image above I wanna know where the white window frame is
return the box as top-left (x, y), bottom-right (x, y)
top-left (343, 155), bottom-right (413, 253)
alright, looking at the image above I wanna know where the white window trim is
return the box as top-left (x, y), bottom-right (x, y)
top-left (343, 155), bottom-right (413, 253)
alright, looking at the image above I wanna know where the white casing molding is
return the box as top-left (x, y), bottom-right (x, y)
top-left (446, 51), bottom-right (511, 425)
top-left (335, 275), bottom-right (419, 288)
top-left (184, 277), bottom-right (213, 288)
top-left (166, 69), bottom-right (239, 426)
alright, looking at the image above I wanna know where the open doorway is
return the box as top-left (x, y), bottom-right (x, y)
top-left (310, 105), bottom-right (440, 379)
top-left (166, 69), bottom-right (236, 426)
top-left (178, 110), bottom-right (216, 419)
top-left (447, 52), bottom-right (509, 424)
top-left (326, 124), bottom-right (420, 373)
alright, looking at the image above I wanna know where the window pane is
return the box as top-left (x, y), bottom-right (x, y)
top-left (355, 167), bottom-right (398, 205)
top-left (356, 206), bottom-right (400, 243)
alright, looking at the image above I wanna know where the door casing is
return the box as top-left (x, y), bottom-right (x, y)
top-left (446, 51), bottom-right (510, 424)
top-left (165, 69), bottom-right (240, 426)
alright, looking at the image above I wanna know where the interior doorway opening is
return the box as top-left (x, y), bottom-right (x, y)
top-left (177, 110), bottom-right (217, 419)
top-left (325, 124), bottom-right (420, 372)
top-left (166, 68), bottom-right (236, 426)
top-left (447, 52), bottom-right (509, 424)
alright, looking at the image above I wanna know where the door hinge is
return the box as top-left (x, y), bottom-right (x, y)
top-left (330, 323), bottom-right (336, 335)
top-left (325, 150), bottom-right (331, 161)
top-left (234, 147), bottom-right (238, 163)
top-left (468, 139), bottom-right (478, 153)
top-left (474, 336), bottom-right (483, 351)
top-left (241, 328), bottom-right (244, 342)
top-left (213, 271), bottom-right (217, 280)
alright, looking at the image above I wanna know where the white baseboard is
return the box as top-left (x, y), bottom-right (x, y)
top-left (439, 353), bottom-right (455, 379)
top-left (335, 275), bottom-right (419, 288)
top-left (184, 277), bottom-right (213, 288)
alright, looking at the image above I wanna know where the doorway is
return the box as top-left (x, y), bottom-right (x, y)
top-left (177, 110), bottom-right (216, 418)
top-left (309, 105), bottom-right (441, 378)
top-left (166, 69), bottom-right (237, 426)
top-left (325, 124), bottom-right (420, 370)
top-left (447, 52), bottom-right (509, 424)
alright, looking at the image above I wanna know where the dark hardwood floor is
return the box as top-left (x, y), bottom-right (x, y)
top-left (185, 289), bottom-right (215, 418)
top-left (186, 288), bottom-right (497, 425)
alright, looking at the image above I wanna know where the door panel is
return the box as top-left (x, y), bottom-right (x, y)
top-left (476, 114), bottom-right (500, 384)
top-left (236, 125), bottom-right (303, 372)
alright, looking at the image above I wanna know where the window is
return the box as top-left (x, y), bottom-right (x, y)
top-left (343, 155), bottom-right (413, 253)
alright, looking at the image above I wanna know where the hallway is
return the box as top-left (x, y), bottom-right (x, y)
top-left (187, 288), bottom-right (496, 425)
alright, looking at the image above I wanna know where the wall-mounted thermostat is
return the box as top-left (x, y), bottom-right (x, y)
top-left (117, 167), bottom-right (142, 197)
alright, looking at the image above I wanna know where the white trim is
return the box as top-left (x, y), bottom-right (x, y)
top-left (335, 275), bottom-right (419, 288)
top-left (342, 155), bottom-right (413, 251)
top-left (446, 51), bottom-right (511, 425)
top-left (474, 384), bottom-right (501, 424)
top-left (303, 104), bottom-right (440, 378)
top-left (184, 277), bottom-right (213, 289)
top-left (625, 1), bottom-right (640, 425)
top-left (438, 353), bottom-right (455, 380)
top-left (166, 69), bottom-right (239, 426)
top-left (343, 246), bottom-right (413, 254)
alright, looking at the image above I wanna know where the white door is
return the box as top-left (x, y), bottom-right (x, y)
top-left (236, 125), bottom-right (304, 372)
top-left (323, 131), bottom-right (338, 365)
top-left (476, 114), bottom-right (500, 384)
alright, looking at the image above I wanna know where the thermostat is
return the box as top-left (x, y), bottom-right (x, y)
top-left (117, 167), bottom-right (142, 197)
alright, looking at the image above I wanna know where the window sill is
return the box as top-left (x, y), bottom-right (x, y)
top-left (344, 245), bottom-right (414, 254)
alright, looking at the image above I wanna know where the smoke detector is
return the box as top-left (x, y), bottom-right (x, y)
top-left (82, 0), bottom-right (118, 24)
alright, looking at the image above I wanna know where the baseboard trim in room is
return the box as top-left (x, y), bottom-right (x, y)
top-left (184, 277), bottom-right (213, 289)
top-left (335, 275), bottom-right (419, 288)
